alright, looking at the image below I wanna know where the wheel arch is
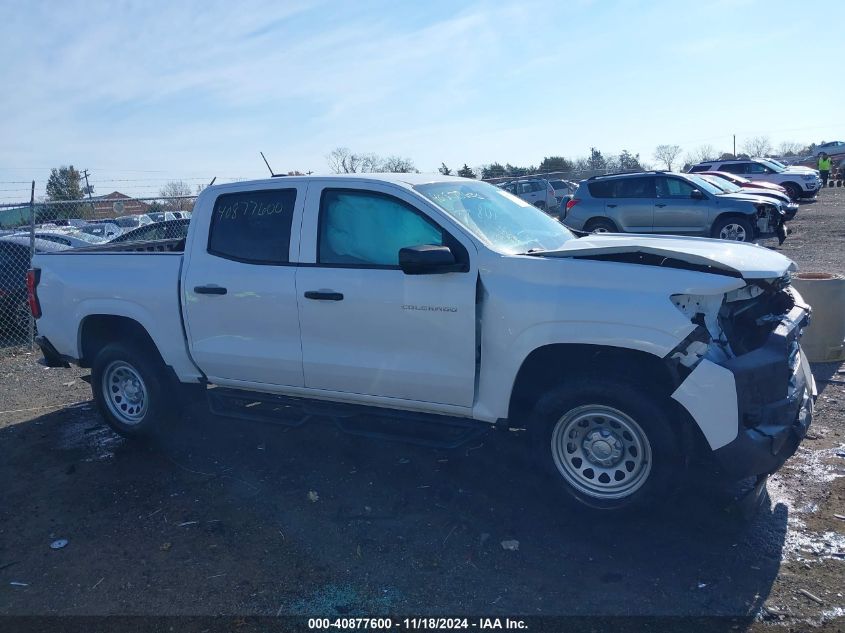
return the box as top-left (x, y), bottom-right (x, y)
top-left (78, 314), bottom-right (163, 369)
top-left (507, 343), bottom-right (679, 425)
top-left (583, 216), bottom-right (619, 231)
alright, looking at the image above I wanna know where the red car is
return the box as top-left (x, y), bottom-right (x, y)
top-left (706, 171), bottom-right (788, 194)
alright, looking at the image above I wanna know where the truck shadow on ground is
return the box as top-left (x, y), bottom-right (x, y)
top-left (0, 400), bottom-right (789, 625)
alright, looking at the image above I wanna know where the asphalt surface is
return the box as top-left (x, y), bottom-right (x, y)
top-left (0, 187), bottom-right (843, 631)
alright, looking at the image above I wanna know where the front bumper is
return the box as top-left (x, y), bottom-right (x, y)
top-left (711, 300), bottom-right (815, 478)
top-left (784, 203), bottom-right (799, 221)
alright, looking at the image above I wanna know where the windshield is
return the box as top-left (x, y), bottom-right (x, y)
top-left (757, 159), bottom-right (785, 173)
top-left (114, 216), bottom-right (140, 228)
top-left (684, 174), bottom-right (723, 196)
top-left (414, 181), bottom-right (574, 254)
top-left (701, 175), bottom-right (741, 193)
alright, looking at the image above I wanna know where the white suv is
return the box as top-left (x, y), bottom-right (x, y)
top-left (689, 158), bottom-right (820, 201)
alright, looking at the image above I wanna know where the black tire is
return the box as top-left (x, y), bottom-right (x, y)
top-left (530, 378), bottom-right (681, 512)
top-left (782, 182), bottom-right (801, 201)
top-left (711, 215), bottom-right (754, 242)
top-left (91, 342), bottom-right (176, 437)
top-left (584, 218), bottom-right (617, 234)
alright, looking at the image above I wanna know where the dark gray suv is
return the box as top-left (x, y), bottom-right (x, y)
top-left (562, 171), bottom-right (785, 243)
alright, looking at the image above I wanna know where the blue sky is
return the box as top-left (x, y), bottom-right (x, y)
top-left (0, 0), bottom-right (843, 201)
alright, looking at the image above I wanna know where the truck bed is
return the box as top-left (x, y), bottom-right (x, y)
top-left (32, 249), bottom-right (202, 380)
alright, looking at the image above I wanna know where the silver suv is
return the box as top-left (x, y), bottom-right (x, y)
top-left (563, 171), bottom-right (786, 243)
top-left (499, 178), bottom-right (557, 211)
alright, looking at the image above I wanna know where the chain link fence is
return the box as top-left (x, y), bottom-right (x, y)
top-left (0, 191), bottom-right (195, 352)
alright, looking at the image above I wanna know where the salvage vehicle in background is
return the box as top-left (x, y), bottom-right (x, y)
top-left (499, 178), bottom-right (558, 210)
top-left (698, 174), bottom-right (798, 220)
top-left (564, 171), bottom-right (785, 242)
top-left (0, 236), bottom-right (68, 332)
top-left (688, 158), bottom-right (820, 201)
top-left (30, 174), bottom-right (814, 513)
top-left (700, 171), bottom-right (788, 195)
top-left (108, 219), bottom-right (190, 243)
top-left (14, 230), bottom-right (109, 249)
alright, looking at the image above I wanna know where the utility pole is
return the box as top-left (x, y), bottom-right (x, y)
top-left (82, 169), bottom-right (95, 219)
top-left (733, 135), bottom-right (736, 157)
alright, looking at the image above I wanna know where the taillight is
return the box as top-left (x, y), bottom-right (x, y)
top-left (565, 198), bottom-right (581, 211)
top-left (26, 268), bottom-right (41, 318)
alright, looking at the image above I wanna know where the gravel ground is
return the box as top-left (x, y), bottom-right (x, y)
top-left (0, 187), bottom-right (843, 631)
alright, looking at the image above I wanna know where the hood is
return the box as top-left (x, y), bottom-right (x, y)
top-left (785, 166), bottom-right (819, 175)
top-left (718, 192), bottom-right (781, 207)
top-left (538, 233), bottom-right (797, 279)
top-left (736, 187), bottom-right (789, 202)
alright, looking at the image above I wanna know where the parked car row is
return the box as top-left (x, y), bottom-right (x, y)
top-left (0, 215), bottom-right (192, 333)
top-left (687, 157), bottom-right (821, 201)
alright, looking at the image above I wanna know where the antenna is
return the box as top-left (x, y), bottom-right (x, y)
top-left (260, 152), bottom-right (285, 177)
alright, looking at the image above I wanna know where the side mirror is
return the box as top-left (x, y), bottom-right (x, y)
top-left (399, 244), bottom-right (463, 275)
top-left (690, 189), bottom-right (706, 200)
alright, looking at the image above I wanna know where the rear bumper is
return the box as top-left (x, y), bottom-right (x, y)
top-left (711, 300), bottom-right (815, 478)
top-left (35, 335), bottom-right (71, 368)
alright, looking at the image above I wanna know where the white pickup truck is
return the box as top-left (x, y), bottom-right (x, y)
top-left (30, 174), bottom-right (816, 512)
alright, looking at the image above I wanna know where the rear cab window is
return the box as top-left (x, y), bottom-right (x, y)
top-left (208, 189), bottom-right (297, 264)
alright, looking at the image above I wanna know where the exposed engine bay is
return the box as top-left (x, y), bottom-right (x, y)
top-left (670, 274), bottom-right (797, 367)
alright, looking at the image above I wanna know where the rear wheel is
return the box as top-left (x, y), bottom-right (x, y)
top-left (584, 218), bottom-right (617, 234)
top-left (531, 378), bottom-right (681, 512)
top-left (711, 216), bottom-right (753, 242)
top-left (92, 342), bottom-right (175, 437)
top-left (782, 182), bottom-right (801, 201)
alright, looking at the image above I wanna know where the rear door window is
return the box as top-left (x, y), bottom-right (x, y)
top-left (616, 177), bottom-right (656, 198)
top-left (208, 189), bottom-right (296, 264)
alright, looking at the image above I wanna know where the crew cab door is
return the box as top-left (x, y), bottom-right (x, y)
top-left (295, 182), bottom-right (477, 408)
top-left (181, 184), bottom-right (305, 386)
top-left (653, 176), bottom-right (710, 234)
top-left (607, 176), bottom-right (655, 232)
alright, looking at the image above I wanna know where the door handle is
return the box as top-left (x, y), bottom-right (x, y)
top-left (194, 285), bottom-right (227, 295)
top-left (656, 203), bottom-right (667, 208)
top-left (304, 291), bottom-right (344, 301)
top-left (607, 204), bottom-right (617, 208)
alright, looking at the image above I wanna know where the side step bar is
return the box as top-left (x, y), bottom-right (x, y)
top-left (206, 387), bottom-right (490, 449)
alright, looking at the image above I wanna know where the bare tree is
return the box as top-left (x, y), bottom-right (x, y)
top-left (159, 180), bottom-right (194, 211)
top-left (653, 144), bottom-right (682, 171)
top-left (742, 136), bottom-right (772, 158)
top-left (327, 147), bottom-right (361, 173)
top-left (692, 144), bottom-right (717, 163)
top-left (777, 141), bottom-right (804, 157)
top-left (380, 155), bottom-right (416, 173)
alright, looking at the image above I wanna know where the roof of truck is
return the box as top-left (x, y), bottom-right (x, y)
top-left (210, 173), bottom-right (467, 190)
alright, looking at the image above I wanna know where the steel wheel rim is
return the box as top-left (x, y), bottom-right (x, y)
top-left (550, 405), bottom-right (652, 500)
top-left (719, 223), bottom-right (747, 241)
top-left (102, 361), bottom-right (148, 425)
top-left (592, 226), bottom-right (610, 234)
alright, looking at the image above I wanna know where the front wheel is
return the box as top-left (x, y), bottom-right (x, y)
top-left (712, 216), bottom-right (754, 242)
top-left (531, 379), bottom-right (681, 511)
top-left (781, 182), bottom-right (801, 201)
top-left (91, 342), bottom-right (176, 437)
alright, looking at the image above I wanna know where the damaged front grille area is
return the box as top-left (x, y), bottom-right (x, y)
top-left (719, 276), bottom-right (795, 356)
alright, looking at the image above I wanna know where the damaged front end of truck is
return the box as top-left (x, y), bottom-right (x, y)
top-left (668, 273), bottom-right (816, 479)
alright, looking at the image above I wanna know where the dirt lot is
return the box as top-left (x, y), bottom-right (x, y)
top-left (1, 187), bottom-right (844, 631)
